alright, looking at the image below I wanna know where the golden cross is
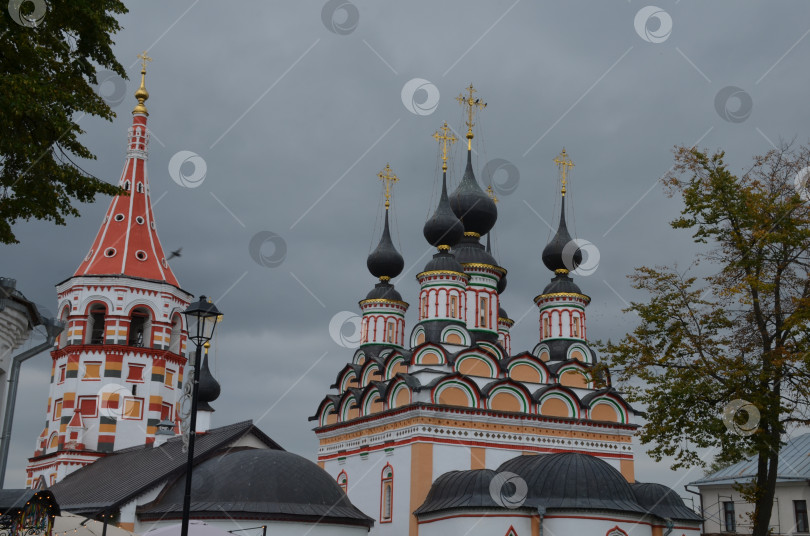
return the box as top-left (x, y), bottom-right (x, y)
top-left (486, 185), bottom-right (498, 204)
top-left (432, 122), bottom-right (457, 172)
top-left (377, 163), bottom-right (398, 210)
top-left (137, 51), bottom-right (152, 73)
top-left (455, 84), bottom-right (487, 149)
top-left (553, 148), bottom-right (574, 197)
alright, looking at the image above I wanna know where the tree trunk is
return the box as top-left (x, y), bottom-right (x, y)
top-left (751, 428), bottom-right (780, 536)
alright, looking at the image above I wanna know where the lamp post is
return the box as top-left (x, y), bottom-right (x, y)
top-left (180, 295), bottom-right (222, 536)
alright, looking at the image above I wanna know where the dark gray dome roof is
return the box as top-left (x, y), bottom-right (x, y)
top-left (537, 338), bottom-right (593, 361)
top-left (424, 171), bottom-right (464, 248)
top-left (141, 449), bottom-right (373, 526)
top-left (541, 273), bottom-right (582, 295)
top-left (365, 281), bottom-right (403, 301)
top-left (450, 151), bottom-right (497, 236)
top-left (542, 196), bottom-right (581, 273)
top-left (499, 453), bottom-right (645, 512)
top-left (196, 353), bottom-right (220, 411)
top-left (416, 452), bottom-right (648, 517)
top-left (498, 307), bottom-right (509, 320)
top-left (631, 483), bottom-right (703, 522)
top-left (497, 272), bottom-right (507, 294)
top-left (367, 210), bottom-right (404, 280)
top-left (423, 251), bottom-right (465, 274)
top-left (452, 235), bottom-right (499, 266)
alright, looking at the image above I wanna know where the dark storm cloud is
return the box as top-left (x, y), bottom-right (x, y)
top-left (4, 1), bottom-right (810, 493)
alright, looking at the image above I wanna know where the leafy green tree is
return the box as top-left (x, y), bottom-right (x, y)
top-left (601, 143), bottom-right (810, 536)
top-left (0, 0), bottom-right (128, 244)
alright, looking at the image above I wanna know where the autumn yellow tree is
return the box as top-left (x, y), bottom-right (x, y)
top-left (602, 144), bottom-right (810, 536)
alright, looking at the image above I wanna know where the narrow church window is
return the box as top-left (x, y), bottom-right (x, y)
top-left (386, 322), bottom-right (395, 343)
top-left (543, 316), bottom-right (551, 338)
top-left (58, 306), bottom-right (69, 349)
top-left (88, 303), bottom-right (107, 344)
top-left (165, 369), bottom-right (175, 388)
top-left (380, 465), bottom-right (393, 522)
top-left (450, 295), bottom-right (458, 318)
top-left (128, 307), bottom-right (151, 347)
top-left (795, 500), bottom-right (808, 532)
top-left (168, 315), bottom-right (182, 354)
top-left (573, 316), bottom-right (579, 337)
top-left (479, 296), bottom-right (488, 328)
top-left (422, 297), bottom-right (428, 319)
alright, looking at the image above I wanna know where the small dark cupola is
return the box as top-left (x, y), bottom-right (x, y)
top-left (194, 342), bottom-right (221, 433)
top-left (359, 165), bottom-right (409, 348)
top-left (449, 84), bottom-right (497, 237)
top-left (541, 148), bottom-right (582, 275)
top-left (424, 122), bottom-right (465, 251)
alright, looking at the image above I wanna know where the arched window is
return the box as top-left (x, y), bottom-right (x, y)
top-left (128, 307), bottom-right (151, 348)
top-left (168, 314), bottom-right (182, 354)
top-left (386, 322), bottom-right (395, 343)
top-left (479, 296), bottom-right (489, 328)
top-left (543, 316), bottom-right (551, 339)
top-left (57, 305), bottom-right (70, 349)
top-left (449, 294), bottom-right (458, 318)
top-left (421, 297), bottom-right (428, 319)
top-left (87, 303), bottom-right (107, 344)
top-left (337, 470), bottom-right (348, 494)
top-left (572, 316), bottom-right (580, 337)
top-left (47, 432), bottom-right (58, 450)
top-left (380, 464), bottom-right (393, 523)
top-left (136, 183), bottom-right (145, 193)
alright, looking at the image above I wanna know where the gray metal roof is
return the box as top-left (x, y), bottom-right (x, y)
top-left (48, 420), bottom-right (281, 514)
top-left (690, 432), bottom-right (810, 486)
top-left (137, 449), bottom-right (373, 527)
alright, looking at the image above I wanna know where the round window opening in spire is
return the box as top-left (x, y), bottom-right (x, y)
top-left (150, 221), bottom-right (156, 229)
top-left (136, 216), bottom-right (145, 225)
top-left (135, 250), bottom-right (147, 261)
top-left (114, 214), bottom-right (125, 222)
top-left (104, 248), bottom-right (116, 257)
top-left (161, 258), bottom-right (168, 268)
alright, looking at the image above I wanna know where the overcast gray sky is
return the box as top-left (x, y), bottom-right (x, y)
top-left (5, 1), bottom-right (810, 499)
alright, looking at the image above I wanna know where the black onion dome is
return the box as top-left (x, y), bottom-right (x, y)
top-left (365, 280), bottom-right (403, 301)
top-left (498, 306), bottom-right (509, 320)
top-left (452, 234), bottom-right (499, 266)
top-left (541, 273), bottom-right (582, 295)
top-left (424, 171), bottom-right (465, 248)
top-left (423, 250), bottom-right (465, 273)
top-left (197, 353), bottom-right (221, 412)
top-left (450, 151), bottom-right (497, 236)
top-left (367, 210), bottom-right (404, 279)
top-left (542, 196), bottom-right (581, 273)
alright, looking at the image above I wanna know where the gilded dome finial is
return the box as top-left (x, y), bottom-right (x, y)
top-left (377, 163), bottom-right (398, 210)
top-left (455, 84), bottom-right (487, 150)
top-left (132, 51), bottom-right (152, 116)
top-left (553, 148), bottom-right (574, 197)
top-left (432, 122), bottom-right (457, 172)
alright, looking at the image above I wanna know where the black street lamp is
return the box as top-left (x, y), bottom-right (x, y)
top-left (180, 295), bottom-right (222, 536)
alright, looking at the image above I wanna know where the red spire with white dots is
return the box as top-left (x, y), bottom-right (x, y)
top-left (74, 53), bottom-right (179, 287)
